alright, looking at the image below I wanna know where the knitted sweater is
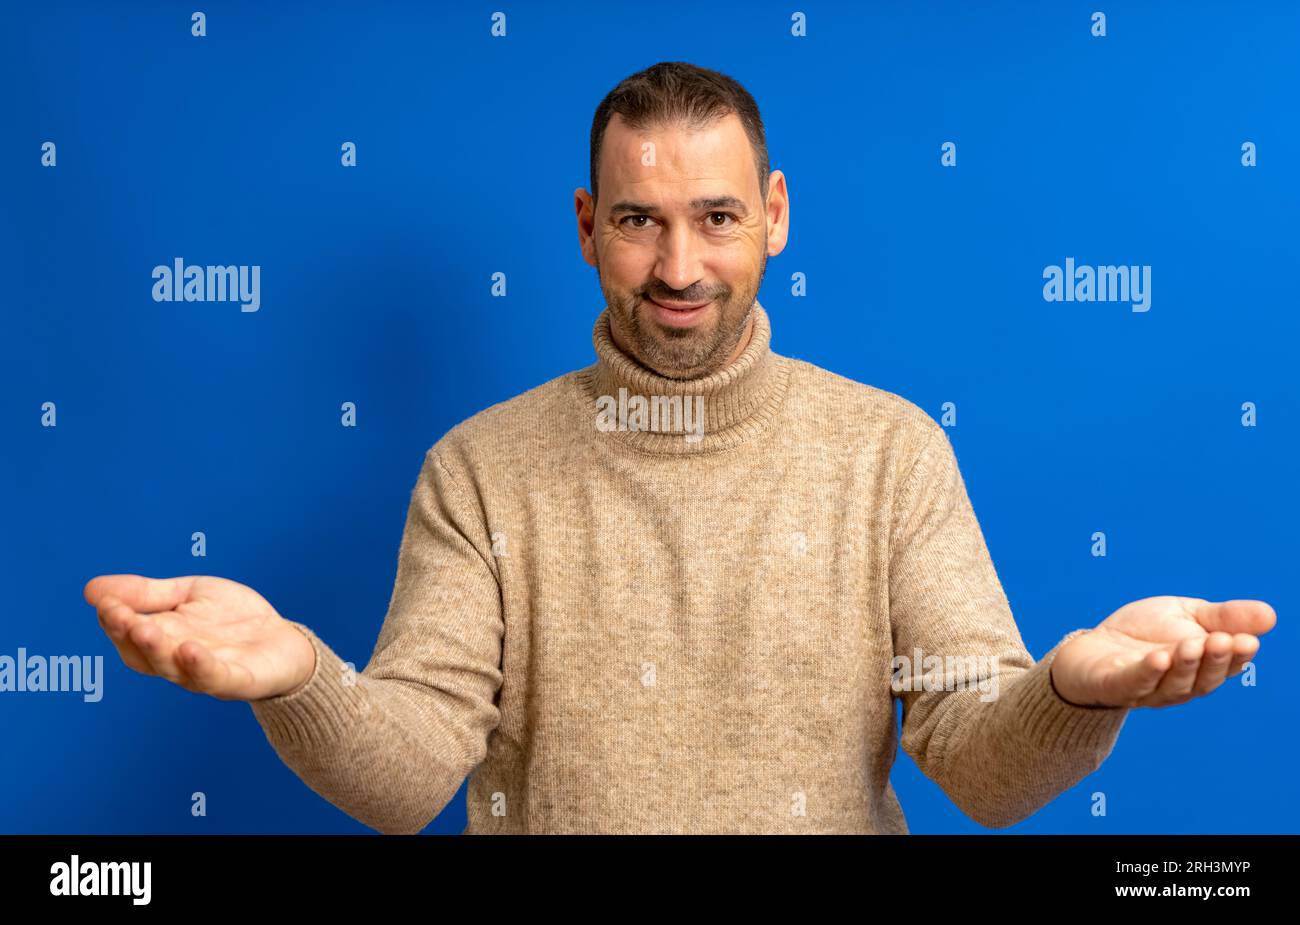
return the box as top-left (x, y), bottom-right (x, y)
top-left (249, 300), bottom-right (1130, 834)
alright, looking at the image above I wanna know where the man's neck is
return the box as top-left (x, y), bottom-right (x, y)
top-left (725, 312), bottom-right (756, 367)
top-left (582, 299), bottom-right (787, 454)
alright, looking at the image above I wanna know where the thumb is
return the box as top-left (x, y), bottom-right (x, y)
top-left (85, 574), bottom-right (198, 613)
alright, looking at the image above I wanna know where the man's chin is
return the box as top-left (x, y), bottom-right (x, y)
top-left (610, 297), bottom-right (738, 377)
top-left (638, 341), bottom-right (721, 379)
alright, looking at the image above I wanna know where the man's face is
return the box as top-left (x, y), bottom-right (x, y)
top-left (576, 112), bottom-right (787, 379)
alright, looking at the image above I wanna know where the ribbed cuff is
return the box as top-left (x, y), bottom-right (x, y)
top-left (1012, 628), bottom-right (1130, 752)
top-left (248, 621), bottom-right (370, 750)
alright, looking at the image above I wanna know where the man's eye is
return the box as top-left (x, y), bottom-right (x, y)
top-left (619, 213), bottom-right (735, 230)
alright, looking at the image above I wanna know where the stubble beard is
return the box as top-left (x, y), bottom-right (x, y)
top-left (600, 254), bottom-right (766, 381)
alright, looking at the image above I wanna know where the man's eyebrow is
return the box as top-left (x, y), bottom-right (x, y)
top-left (608, 196), bottom-right (750, 218)
top-left (607, 201), bottom-right (657, 217)
top-left (691, 195), bottom-right (749, 216)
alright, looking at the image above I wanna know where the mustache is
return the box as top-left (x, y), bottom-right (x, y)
top-left (641, 290), bottom-right (725, 303)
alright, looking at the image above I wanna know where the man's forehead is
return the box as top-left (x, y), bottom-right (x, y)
top-left (601, 112), bottom-right (756, 199)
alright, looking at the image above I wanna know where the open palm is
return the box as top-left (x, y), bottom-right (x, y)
top-left (1050, 595), bottom-right (1276, 708)
top-left (84, 574), bottom-right (316, 701)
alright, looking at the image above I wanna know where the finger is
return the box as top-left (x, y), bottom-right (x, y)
top-left (1100, 647), bottom-right (1169, 704)
top-left (128, 618), bottom-right (184, 684)
top-left (1224, 633), bottom-right (1261, 679)
top-left (96, 595), bottom-right (141, 635)
top-left (1149, 636), bottom-right (1205, 705)
top-left (174, 639), bottom-right (236, 698)
top-left (96, 601), bottom-right (153, 674)
top-left (1187, 599), bottom-right (1277, 638)
top-left (1191, 631), bottom-right (1235, 696)
top-left (84, 574), bottom-right (199, 614)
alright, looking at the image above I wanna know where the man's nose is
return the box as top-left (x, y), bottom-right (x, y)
top-left (653, 224), bottom-right (706, 293)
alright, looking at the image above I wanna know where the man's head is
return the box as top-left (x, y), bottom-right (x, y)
top-left (577, 62), bottom-right (789, 380)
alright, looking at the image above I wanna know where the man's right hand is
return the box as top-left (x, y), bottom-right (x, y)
top-left (84, 574), bottom-right (317, 702)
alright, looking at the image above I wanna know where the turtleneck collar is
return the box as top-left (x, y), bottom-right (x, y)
top-left (575, 299), bottom-right (792, 455)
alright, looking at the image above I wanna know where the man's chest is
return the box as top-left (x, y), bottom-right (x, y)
top-left (482, 460), bottom-right (899, 743)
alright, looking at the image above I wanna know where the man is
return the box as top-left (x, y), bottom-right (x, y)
top-left (84, 62), bottom-right (1275, 834)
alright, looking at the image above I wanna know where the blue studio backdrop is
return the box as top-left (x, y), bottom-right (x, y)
top-left (1, 1), bottom-right (1295, 834)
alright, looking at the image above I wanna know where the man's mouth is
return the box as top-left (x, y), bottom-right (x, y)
top-left (646, 297), bottom-right (712, 328)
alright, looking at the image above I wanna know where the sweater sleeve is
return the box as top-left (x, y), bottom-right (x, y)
top-left (248, 446), bottom-right (504, 834)
top-left (888, 420), bottom-right (1129, 829)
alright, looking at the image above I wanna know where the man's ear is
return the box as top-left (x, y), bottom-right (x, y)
top-left (764, 170), bottom-right (790, 257)
top-left (575, 188), bottom-right (598, 268)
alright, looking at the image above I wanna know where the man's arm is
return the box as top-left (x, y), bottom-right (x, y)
top-left (889, 420), bottom-right (1129, 829)
top-left (250, 445), bottom-right (504, 834)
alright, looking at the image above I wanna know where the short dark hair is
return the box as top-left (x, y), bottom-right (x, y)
top-left (589, 61), bottom-right (769, 208)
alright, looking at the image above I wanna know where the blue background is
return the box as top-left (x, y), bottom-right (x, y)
top-left (1, 0), bottom-right (1295, 834)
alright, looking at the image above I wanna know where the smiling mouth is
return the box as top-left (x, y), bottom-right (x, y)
top-left (644, 297), bottom-right (714, 330)
top-left (649, 297), bottom-right (711, 311)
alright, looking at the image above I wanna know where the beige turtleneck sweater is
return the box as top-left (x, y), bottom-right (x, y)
top-left (249, 300), bottom-right (1130, 834)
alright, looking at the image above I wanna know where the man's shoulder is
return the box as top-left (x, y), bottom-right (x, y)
top-left (426, 366), bottom-right (588, 475)
top-left (781, 354), bottom-right (944, 444)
